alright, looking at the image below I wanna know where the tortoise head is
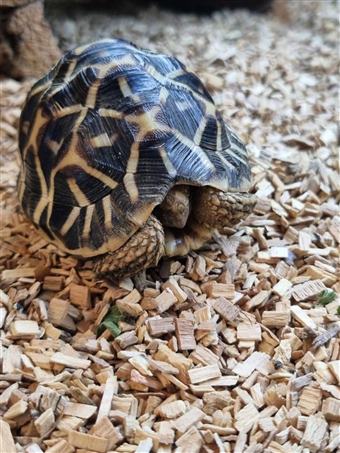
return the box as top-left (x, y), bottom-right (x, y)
top-left (156, 185), bottom-right (191, 229)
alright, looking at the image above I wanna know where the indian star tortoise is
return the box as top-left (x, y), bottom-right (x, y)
top-left (18, 38), bottom-right (256, 280)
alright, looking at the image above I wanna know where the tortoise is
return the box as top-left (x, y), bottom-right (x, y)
top-left (18, 38), bottom-right (255, 282)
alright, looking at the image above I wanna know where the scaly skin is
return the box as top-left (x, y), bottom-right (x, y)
top-left (193, 187), bottom-right (256, 233)
top-left (94, 215), bottom-right (164, 280)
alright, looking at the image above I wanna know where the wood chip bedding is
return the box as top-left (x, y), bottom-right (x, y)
top-left (0, 1), bottom-right (339, 451)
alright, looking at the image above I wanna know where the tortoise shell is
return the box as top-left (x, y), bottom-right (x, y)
top-left (18, 38), bottom-right (251, 258)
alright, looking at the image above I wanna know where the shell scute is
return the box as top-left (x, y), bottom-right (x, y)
top-left (50, 66), bottom-right (99, 109)
top-left (164, 93), bottom-right (203, 140)
top-left (53, 169), bottom-right (79, 206)
top-left (172, 71), bottom-right (214, 101)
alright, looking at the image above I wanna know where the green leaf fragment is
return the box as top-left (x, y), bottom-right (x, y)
top-left (97, 305), bottom-right (123, 337)
top-left (317, 289), bottom-right (337, 306)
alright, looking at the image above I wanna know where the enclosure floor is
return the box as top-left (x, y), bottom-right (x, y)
top-left (0, 1), bottom-right (339, 452)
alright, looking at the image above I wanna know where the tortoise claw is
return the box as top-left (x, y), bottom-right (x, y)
top-left (133, 270), bottom-right (156, 292)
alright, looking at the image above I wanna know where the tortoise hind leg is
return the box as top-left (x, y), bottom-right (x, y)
top-left (94, 215), bottom-right (165, 280)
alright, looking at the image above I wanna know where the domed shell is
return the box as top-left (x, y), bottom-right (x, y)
top-left (18, 38), bottom-right (251, 257)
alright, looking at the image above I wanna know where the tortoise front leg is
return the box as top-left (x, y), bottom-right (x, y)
top-left (94, 215), bottom-right (165, 280)
top-left (164, 221), bottom-right (211, 257)
top-left (193, 187), bottom-right (256, 233)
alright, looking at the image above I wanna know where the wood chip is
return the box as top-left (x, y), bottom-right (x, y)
top-left (116, 289), bottom-right (143, 317)
top-left (97, 376), bottom-right (117, 421)
top-left (147, 317), bottom-right (175, 336)
top-left (135, 438), bottom-right (153, 453)
top-left (301, 413), bottom-right (328, 451)
top-left (290, 305), bottom-right (317, 330)
top-left (233, 352), bottom-right (271, 378)
top-left (43, 276), bottom-right (64, 291)
top-left (175, 318), bottom-right (196, 350)
top-left (90, 416), bottom-right (123, 449)
top-left (155, 400), bottom-right (187, 419)
top-left (175, 426), bottom-right (203, 453)
top-left (292, 280), bottom-right (326, 301)
top-left (64, 402), bottom-right (97, 419)
top-left (298, 386), bottom-right (322, 415)
top-left (272, 278), bottom-right (292, 296)
top-left (322, 397), bottom-right (340, 422)
top-left (173, 407), bottom-right (205, 435)
top-left (328, 361), bottom-right (340, 384)
top-left (50, 352), bottom-right (91, 370)
top-left (69, 283), bottom-right (90, 308)
top-left (2, 268), bottom-right (36, 280)
top-left (163, 277), bottom-right (187, 303)
top-left (235, 403), bottom-right (259, 433)
top-left (45, 440), bottom-right (74, 453)
top-left (202, 282), bottom-right (235, 299)
top-left (48, 298), bottom-right (75, 330)
top-left (213, 297), bottom-right (240, 321)
top-left (34, 408), bottom-right (55, 436)
top-left (188, 364), bottom-right (221, 384)
top-left (0, 420), bottom-right (16, 453)
top-left (245, 290), bottom-right (271, 310)
top-left (262, 311), bottom-right (290, 327)
top-left (153, 289), bottom-right (177, 313)
top-left (237, 323), bottom-right (262, 341)
top-left (68, 430), bottom-right (108, 453)
top-left (4, 399), bottom-right (28, 419)
top-left (10, 320), bottom-right (40, 337)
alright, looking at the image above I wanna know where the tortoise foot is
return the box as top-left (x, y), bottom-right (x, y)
top-left (94, 215), bottom-right (165, 280)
